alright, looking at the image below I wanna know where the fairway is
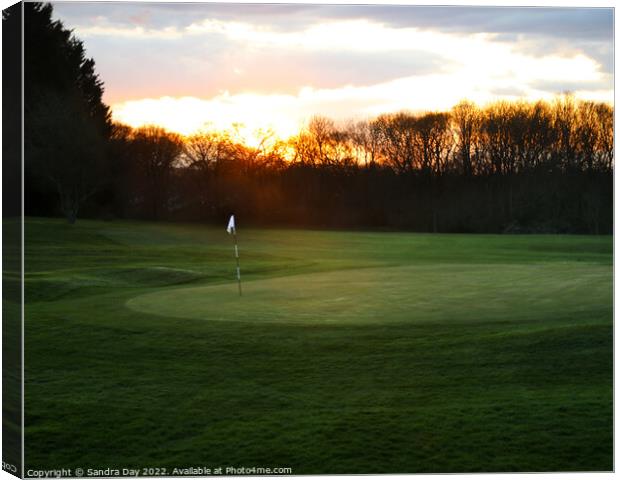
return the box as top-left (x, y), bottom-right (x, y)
top-left (21, 218), bottom-right (612, 473)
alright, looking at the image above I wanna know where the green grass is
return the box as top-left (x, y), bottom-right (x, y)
top-left (3, 218), bottom-right (23, 474)
top-left (19, 217), bottom-right (612, 473)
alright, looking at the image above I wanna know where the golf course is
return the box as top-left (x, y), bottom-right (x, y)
top-left (21, 217), bottom-right (612, 473)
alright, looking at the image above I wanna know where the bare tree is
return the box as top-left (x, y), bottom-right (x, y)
top-left (451, 100), bottom-right (481, 176)
top-left (132, 126), bottom-right (184, 219)
top-left (346, 119), bottom-right (381, 168)
top-left (553, 93), bottom-right (579, 170)
top-left (183, 130), bottom-right (234, 211)
top-left (414, 112), bottom-right (452, 175)
top-left (308, 116), bottom-right (335, 165)
top-left (522, 101), bottom-right (556, 171)
top-left (375, 112), bottom-right (417, 174)
top-left (595, 102), bottom-right (614, 171)
top-left (481, 101), bottom-right (514, 176)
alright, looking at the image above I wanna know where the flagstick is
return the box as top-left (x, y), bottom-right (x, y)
top-left (232, 229), bottom-right (242, 296)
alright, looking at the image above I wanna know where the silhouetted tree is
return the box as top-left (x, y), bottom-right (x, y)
top-left (98, 99), bottom-right (615, 233)
top-left (347, 120), bottom-right (381, 169)
top-left (375, 112), bottom-right (417, 174)
top-left (452, 101), bottom-right (481, 176)
top-left (132, 126), bottom-right (184, 219)
top-left (28, 91), bottom-right (106, 223)
top-left (23, 2), bottom-right (111, 222)
top-left (595, 103), bottom-right (614, 171)
top-left (553, 93), bottom-right (579, 171)
top-left (3, 4), bottom-right (22, 218)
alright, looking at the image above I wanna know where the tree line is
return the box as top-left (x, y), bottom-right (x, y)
top-left (16, 3), bottom-right (613, 233)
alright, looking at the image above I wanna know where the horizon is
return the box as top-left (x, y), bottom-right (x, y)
top-left (52, 2), bottom-right (614, 144)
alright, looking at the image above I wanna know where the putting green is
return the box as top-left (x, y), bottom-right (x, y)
top-left (126, 262), bottom-right (611, 325)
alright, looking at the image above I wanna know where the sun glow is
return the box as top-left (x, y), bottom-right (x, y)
top-left (112, 82), bottom-right (612, 147)
top-left (112, 94), bottom-right (305, 146)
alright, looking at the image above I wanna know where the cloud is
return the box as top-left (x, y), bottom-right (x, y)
top-left (529, 77), bottom-right (613, 95)
top-left (50, 2), bottom-right (613, 123)
top-left (74, 23), bottom-right (183, 39)
top-left (75, 27), bottom-right (455, 104)
top-left (54, 4), bottom-right (613, 39)
top-left (178, 18), bottom-right (607, 87)
top-left (306, 5), bottom-right (614, 47)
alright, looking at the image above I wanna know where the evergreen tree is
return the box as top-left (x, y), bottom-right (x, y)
top-left (18, 2), bottom-right (111, 222)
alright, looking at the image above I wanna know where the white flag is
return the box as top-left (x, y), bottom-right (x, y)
top-left (226, 215), bottom-right (236, 234)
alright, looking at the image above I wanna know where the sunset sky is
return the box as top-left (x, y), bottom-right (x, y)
top-left (52, 2), bottom-right (614, 142)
